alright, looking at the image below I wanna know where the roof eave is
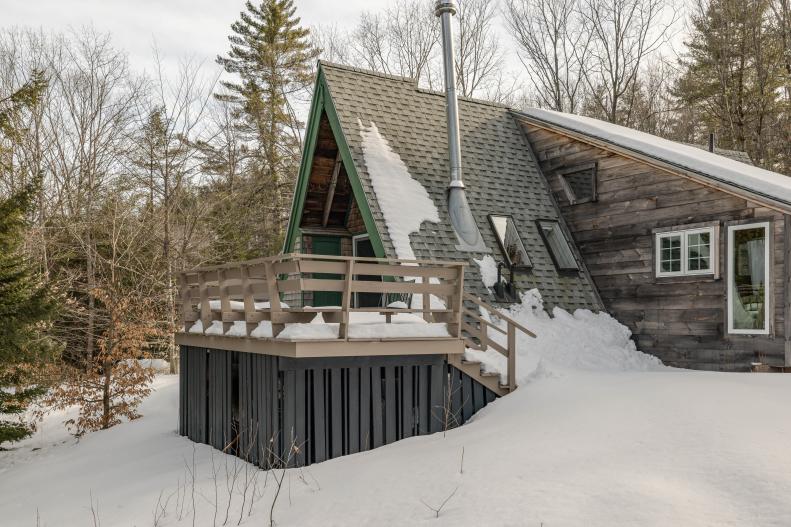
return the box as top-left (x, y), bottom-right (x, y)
top-left (513, 111), bottom-right (791, 215)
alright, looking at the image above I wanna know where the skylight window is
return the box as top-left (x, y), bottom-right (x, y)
top-left (537, 220), bottom-right (579, 272)
top-left (489, 215), bottom-right (532, 269)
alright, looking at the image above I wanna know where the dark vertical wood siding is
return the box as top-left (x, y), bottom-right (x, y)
top-left (181, 346), bottom-right (208, 444)
top-left (523, 125), bottom-right (787, 370)
top-left (180, 347), bottom-right (498, 467)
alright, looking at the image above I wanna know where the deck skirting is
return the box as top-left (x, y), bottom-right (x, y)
top-left (179, 345), bottom-right (496, 467)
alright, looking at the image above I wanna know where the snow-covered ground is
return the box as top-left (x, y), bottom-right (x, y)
top-left (3, 297), bottom-right (791, 526)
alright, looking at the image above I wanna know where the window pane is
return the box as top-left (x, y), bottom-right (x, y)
top-left (659, 235), bottom-right (682, 274)
top-left (731, 226), bottom-right (766, 331)
top-left (539, 221), bottom-right (578, 270)
top-left (687, 230), bottom-right (712, 272)
top-left (489, 215), bottom-right (532, 268)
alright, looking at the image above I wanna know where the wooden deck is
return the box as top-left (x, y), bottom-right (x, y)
top-left (177, 254), bottom-right (537, 467)
top-left (175, 332), bottom-right (464, 358)
top-left (175, 253), bottom-right (534, 394)
top-left (175, 253), bottom-right (467, 357)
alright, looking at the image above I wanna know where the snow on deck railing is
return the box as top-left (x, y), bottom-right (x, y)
top-left (178, 253), bottom-right (466, 341)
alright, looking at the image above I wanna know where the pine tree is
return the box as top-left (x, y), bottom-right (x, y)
top-left (216, 0), bottom-right (319, 257)
top-left (0, 72), bottom-right (55, 444)
top-left (674, 0), bottom-right (785, 170)
top-left (0, 183), bottom-right (56, 443)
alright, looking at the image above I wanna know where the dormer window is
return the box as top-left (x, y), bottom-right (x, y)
top-left (558, 162), bottom-right (598, 204)
top-left (488, 215), bottom-right (532, 269)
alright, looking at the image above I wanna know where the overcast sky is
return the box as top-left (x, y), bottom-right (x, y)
top-left (3, 0), bottom-right (687, 102)
top-left (2, 0), bottom-right (392, 75)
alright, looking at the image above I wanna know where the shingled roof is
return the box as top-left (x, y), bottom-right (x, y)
top-left (318, 62), bottom-right (601, 310)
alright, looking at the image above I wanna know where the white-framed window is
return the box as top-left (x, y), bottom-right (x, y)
top-left (727, 222), bottom-right (771, 335)
top-left (655, 227), bottom-right (716, 277)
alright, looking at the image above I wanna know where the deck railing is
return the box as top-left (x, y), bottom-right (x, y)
top-left (460, 292), bottom-right (536, 391)
top-left (178, 253), bottom-right (466, 341)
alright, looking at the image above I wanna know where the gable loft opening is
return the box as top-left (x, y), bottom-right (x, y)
top-left (299, 111), bottom-right (358, 233)
top-left (294, 110), bottom-right (380, 307)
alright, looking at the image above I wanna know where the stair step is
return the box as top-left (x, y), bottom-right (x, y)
top-left (480, 371), bottom-right (500, 378)
top-left (461, 359), bottom-right (481, 366)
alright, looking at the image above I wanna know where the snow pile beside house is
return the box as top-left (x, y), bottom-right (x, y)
top-left (465, 289), bottom-right (663, 383)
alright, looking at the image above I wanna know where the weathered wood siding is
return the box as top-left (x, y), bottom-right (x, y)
top-left (180, 346), bottom-right (496, 467)
top-left (522, 125), bottom-right (787, 370)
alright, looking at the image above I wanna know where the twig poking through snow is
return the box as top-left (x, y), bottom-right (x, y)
top-left (88, 491), bottom-right (101, 527)
top-left (420, 486), bottom-right (460, 519)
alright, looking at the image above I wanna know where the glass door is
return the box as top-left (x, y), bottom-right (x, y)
top-left (727, 222), bottom-right (770, 335)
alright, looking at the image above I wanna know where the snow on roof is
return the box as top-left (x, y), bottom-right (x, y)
top-left (359, 120), bottom-right (440, 261)
top-left (519, 108), bottom-right (791, 208)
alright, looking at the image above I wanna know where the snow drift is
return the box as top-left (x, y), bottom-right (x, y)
top-left (466, 289), bottom-right (664, 383)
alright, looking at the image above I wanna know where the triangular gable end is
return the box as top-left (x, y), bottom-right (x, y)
top-left (284, 66), bottom-right (386, 257)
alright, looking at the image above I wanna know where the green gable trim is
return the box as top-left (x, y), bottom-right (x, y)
top-left (284, 66), bottom-right (386, 259)
top-left (283, 71), bottom-right (324, 253)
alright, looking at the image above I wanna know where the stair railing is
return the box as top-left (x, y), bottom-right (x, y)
top-left (461, 292), bottom-right (536, 391)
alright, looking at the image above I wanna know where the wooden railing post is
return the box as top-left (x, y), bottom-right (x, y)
top-left (199, 272), bottom-right (210, 335)
top-left (479, 307), bottom-right (489, 351)
top-left (507, 324), bottom-right (516, 390)
top-left (241, 265), bottom-right (255, 337)
top-left (339, 259), bottom-right (354, 339)
top-left (264, 260), bottom-right (284, 337)
top-left (178, 273), bottom-right (190, 332)
top-left (219, 269), bottom-right (231, 335)
top-left (421, 274), bottom-right (432, 322)
top-left (448, 264), bottom-right (465, 338)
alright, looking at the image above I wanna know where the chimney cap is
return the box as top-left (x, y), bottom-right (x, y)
top-left (435, 0), bottom-right (458, 16)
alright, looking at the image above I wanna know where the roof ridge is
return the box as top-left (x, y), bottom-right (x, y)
top-left (319, 61), bottom-right (417, 84)
top-left (319, 60), bottom-right (512, 110)
top-left (416, 87), bottom-right (511, 110)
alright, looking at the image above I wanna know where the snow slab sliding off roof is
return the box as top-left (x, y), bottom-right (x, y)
top-left (520, 108), bottom-right (791, 208)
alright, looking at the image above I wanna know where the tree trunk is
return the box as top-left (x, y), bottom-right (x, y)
top-left (102, 360), bottom-right (112, 429)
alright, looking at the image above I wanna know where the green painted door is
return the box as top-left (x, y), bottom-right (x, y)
top-left (311, 235), bottom-right (343, 307)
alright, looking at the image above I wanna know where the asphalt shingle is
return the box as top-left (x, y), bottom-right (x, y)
top-left (322, 62), bottom-right (600, 311)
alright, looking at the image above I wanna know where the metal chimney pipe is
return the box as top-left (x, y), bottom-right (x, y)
top-left (435, 0), bottom-right (486, 252)
top-left (708, 132), bottom-right (715, 153)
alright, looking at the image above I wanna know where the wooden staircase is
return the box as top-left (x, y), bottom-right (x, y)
top-left (448, 292), bottom-right (536, 397)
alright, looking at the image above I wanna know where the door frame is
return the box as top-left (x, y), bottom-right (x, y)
top-left (726, 221), bottom-right (772, 335)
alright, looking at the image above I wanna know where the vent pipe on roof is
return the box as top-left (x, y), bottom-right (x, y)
top-left (708, 132), bottom-right (715, 152)
top-left (435, 0), bottom-right (487, 252)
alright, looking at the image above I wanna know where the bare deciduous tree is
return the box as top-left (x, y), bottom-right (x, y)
top-left (350, 0), bottom-right (439, 88)
top-left (506, 0), bottom-right (590, 112)
top-left (578, 0), bottom-right (678, 124)
top-left (454, 0), bottom-right (504, 99)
